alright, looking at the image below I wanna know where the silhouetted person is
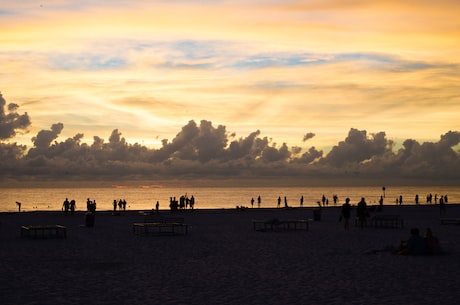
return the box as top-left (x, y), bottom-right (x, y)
top-left (300, 196), bottom-right (304, 207)
top-left (356, 198), bottom-right (368, 228)
top-left (277, 196), bottom-right (281, 208)
top-left (70, 199), bottom-right (76, 215)
top-left (284, 196), bottom-right (288, 208)
top-left (113, 199), bottom-right (117, 211)
top-left (341, 198), bottom-right (351, 230)
top-left (251, 197), bottom-right (254, 208)
top-left (16, 201), bottom-right (21, 212)
top-left (333, 195), bottom-right (338, 206)
top-left (398, 228), bottom-right (426, 256)
top-left (63, 198), bottom-right (70, 215)
top-left (425, 227), bottom-right (441, 255)
top-left (378, 196), bottom-right (383, 212)
top-left (439, 196), bottom-right (446, 216)
top-left (257, 195), bottom-right (261, 208)
top-left (156, 201), bottom-right (159, 214)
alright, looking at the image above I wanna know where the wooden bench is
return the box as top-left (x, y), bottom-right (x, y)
top-left (252, 219), bottom-right (308, 232)
top-left (133, 216), bottom-right (189, 235)
top-left (21, 225), bottom-right (67, 239)
top-left (370, 215), bottom-right (404, 228)
top-left (440, 218), bottom-right (460, 225)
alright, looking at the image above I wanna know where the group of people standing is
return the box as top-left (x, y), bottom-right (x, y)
top-left (62, 198), bottom-right (98, 214)
top-left (62, 198), bottom-right (77, 215)
top-left (113, 199), bottom-right (127, 212)
top-left (340, 197), bottom-right (369, 230)
top-left (248, 194), bottom-right (341, 209)
top-left (169, 194), bottom-right (195, 211)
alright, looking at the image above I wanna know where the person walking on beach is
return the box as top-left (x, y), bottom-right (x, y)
top-left (341, 198), bottom-right (352, 230)
top-left (257, 195), bottom-right (261, 208)
top-left (356, 197), bottom-right (368, 228)
top-left (251, 197), bottom-right (254, 208)
top-left (439, 196), bottom-right (446, 216)
top-left (277, 196), bottom-right (281, 208)
top-left (300, 196), bottom-right (304, 207)
top-left (155, 201), bottom-right (159, 214)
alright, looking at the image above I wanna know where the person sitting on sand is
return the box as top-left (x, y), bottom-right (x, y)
top-left (424, 227), bottom-right (441, 255)
top-left (397, 228), bottom-right (427, 256)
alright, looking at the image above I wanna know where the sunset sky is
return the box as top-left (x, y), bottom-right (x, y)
top-left (1, 0), bottom-right (460, 152)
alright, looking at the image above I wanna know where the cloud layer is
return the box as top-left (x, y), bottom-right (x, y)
top-left (1, 95), bottom-right (459, 184)
top-left (1, 1), bottom-right (459, 152)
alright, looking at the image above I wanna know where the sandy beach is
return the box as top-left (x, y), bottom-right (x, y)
top-left (2, 204), bottom-right (460, 305)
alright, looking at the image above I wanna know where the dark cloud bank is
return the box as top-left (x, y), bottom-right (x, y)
top-left (1, 93), bottom-right (460, 186)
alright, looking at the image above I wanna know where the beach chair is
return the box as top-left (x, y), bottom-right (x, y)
top-left (133, 216), bottom-right (189, 235)
top-left (20, 225), bottom-right (67, 239)
top-left (440, 218), bottom-right (460, 225)
top-left (252, 218), bottom-right (308, 232)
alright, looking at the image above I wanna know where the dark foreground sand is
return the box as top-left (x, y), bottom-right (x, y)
top-left (1, 204), bottom-right (460, 305)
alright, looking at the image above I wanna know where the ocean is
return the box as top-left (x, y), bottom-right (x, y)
top-left (1, 185), bottom-right (458, 212)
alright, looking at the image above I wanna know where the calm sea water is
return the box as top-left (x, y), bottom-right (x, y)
top-left (1, 185), bottom-right (458, 212)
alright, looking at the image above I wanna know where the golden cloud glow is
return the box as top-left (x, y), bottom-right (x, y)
top-left (1, 0), bottom-right (459, 150)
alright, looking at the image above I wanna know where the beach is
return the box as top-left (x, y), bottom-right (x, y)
top-left (1, 204), bottom-right (460, 305)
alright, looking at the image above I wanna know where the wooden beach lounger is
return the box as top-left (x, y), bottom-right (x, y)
top-left (440, 218), bottom-right (460, 225)
top-left (21, 225), bottom-right (67, 239)
top-left (252, 219), bottom-right (309, 232)
top-left (370, 215), bottom-right (404, 228)
top-left (354, 215), bottom-right (404, 228)
top-left (133, 216), bottom-right (189, 235)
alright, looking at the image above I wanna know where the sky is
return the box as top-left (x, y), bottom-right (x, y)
top-left (1, 0), bottom-right (460, 184)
